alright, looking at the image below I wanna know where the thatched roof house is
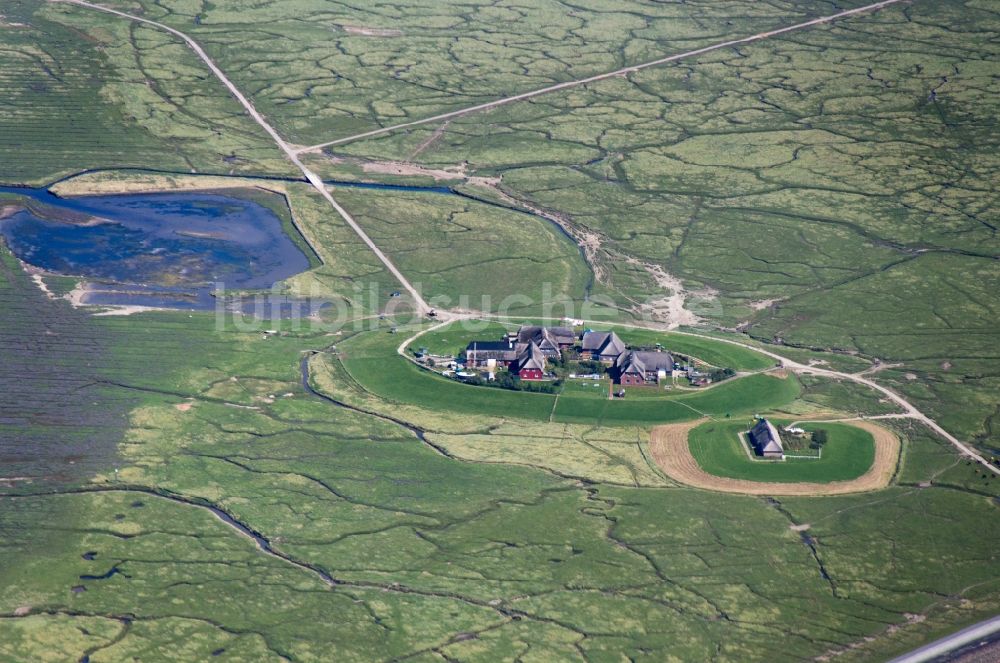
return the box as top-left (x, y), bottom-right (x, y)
top-left (581, 331), bottom-right (626, 362)
top-left (749, 419), bottom-right (783, 458)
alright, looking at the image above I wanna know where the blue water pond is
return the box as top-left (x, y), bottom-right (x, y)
top-left (0, 187), bottom-right (311, 291)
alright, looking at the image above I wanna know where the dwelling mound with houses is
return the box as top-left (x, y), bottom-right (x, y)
top-left (465, 325), bottom-right (682, 384)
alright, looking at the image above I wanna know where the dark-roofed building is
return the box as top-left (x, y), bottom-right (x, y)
top-left (613, 350), bottom-right (674, 385)
top-left (465, 340), bottom-right (516, 368)
top-left (511, 341), bottom-right (546, 380)
top-left (749, 419), bottom-right (783, 458)
top-left (516, 325), bottom-right (575, 358)
top-left (581, 330), bottom-right (626, 363)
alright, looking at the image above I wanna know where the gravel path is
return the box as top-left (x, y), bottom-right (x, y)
top-left (52, 0), bottom-right (433, 316)
top-left (296, 0), bottom-right (909, 153)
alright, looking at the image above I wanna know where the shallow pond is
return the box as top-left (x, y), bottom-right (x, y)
top-left (0, 186), bottom-right (312, 308)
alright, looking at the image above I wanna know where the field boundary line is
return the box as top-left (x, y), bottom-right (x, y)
top-left (296, 0), bottom-right (909, 153)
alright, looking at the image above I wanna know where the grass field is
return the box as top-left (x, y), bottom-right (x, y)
top-left (0, 1), bottom-right (291, 186)
top-left (321, 0), bottom-right (1000, 453)
top-left (689, 420), bottom-right (876, 483)
top-left (2, 295), bottom-right (998, 661)
top-left (329, 188), bottom-right (593, 315)
top-left (412, 320), bottom-right (516, 356)
top-left (4, 0), bottom-right (1000, 659)
top-left (66, 0), bottom-right (881, 145)
top-left (410, 319), bottom-right (777, 370)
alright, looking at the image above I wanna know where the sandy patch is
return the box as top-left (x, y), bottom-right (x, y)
top-left (648, 419), bottom-right (900, 496)
top-left (50, 172), bottom-right (287, 197)
top-left (356, 159), bottom-right (501, 187)
top-left (789, 523), bottom-right (811, 531)
top-left (91, 305), bottom-right (169, 317)
top-left (30, 273), bottom-right (55, 299)
top-left (174, 402), bottom-right (194, 412)
top-left (341, 25), bottom-right (402, 37)
top-left (0, 15), bottom-right (28, 28)
top-left (749, 298), bottom-right (783, 311)
top-left (65, 282), bottom-right (89, 307)
top-left (0, 204), bottom-right (23, 219)
top-left (624, 257), bottom-right (709, 329)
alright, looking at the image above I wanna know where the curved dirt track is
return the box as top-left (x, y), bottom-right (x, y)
top-left (649, 419), bottom-right (901, 496)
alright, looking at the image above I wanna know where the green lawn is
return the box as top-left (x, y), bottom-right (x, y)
top-left (412, 319), bottom-right (777, 370)
top-left (415, 321), bottom-right (517, 357)
top-left (688, 420), bottom-right (876, 483)
top-left (339, 326), bottom-right (800, 426)
top-left (612, 328), bottom-right (776, 371)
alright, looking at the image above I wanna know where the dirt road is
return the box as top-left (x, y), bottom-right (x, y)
top-left (52, 0), bottom-right (433, 316)
top-left (649, 419), bottom-right (900, 496)
top-left (484, 312), bottom-right (996, 475)
top-left (296, 0), bottom-right (909, 154)
top-left (53, 0), bottom-right (994, 475)
top-left (664, 329), bottom-right (999, 475)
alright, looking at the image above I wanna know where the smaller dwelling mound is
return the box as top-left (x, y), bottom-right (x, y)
top-left (749, 419), bottom-right (784, 458)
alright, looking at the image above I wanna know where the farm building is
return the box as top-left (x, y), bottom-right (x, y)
top-left (512, 341), bottom-right (546, 380)
top-left (516, 325), bottom-right (575, 357)
top-left (749, 419), bottom-right (784, 458)
top-left (465, 340), bottom-right (516, 368)
top-left (613, 350), bottom-right (675, 385)
top-left (580, 330), bottom-right (626, 362)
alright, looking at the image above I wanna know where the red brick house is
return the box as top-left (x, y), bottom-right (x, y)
top-left (613, 350), bottom-right (674, 385)
top-left (511, 341), bottom-right (546, 380)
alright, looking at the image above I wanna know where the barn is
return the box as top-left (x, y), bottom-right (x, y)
top-left (580, 330), bottom-right (626, 363)
top-left (749, 419), bottom-right (784, 458)
top-left (465, 340), bottom-right (516, 368)
top-left (511, 341), bottom-right (546, 380)
top-left (516, 325), bottom-right (574, 358)
top-left (613, 350), bottom-right (675, 385)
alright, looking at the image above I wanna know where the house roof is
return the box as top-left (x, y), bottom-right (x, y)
top-left (514, 341), bottom-right (546, 372)
top-left (616, 351), bottom-right (645, 375)
top-left (517, 325), bottom-right (575, 348)
top-left (581, 330), bottom-right (626, 357)
top-left (633, 350), bottom-right (673, 371)
top-left (465, 340), bottom-right (511, 352)
top-left (581, 331), bottom-right (609, 351)
top-left (750, 419), bottom-right (783, 454)
top-left (616, 350), bottom-right (673, 373)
